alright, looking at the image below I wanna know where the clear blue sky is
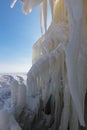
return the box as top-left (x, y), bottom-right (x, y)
top-left (0, 0), bottom-right (51, 73)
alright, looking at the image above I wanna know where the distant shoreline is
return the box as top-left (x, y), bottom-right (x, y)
top-left (0, 72), bottom-right (27, 75)
top-left (0, 72), bottom-right (27, 79)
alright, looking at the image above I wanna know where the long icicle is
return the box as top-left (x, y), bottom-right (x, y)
top-left (69, 101), bottom-right (79, 130)
top-left (43, 0), bottom-right (48, 32)
top-left (49, 0), bottom-right (54, 19)
top-left (10, 0), bottom-right (17, 8)
top-left (40, 2), bottom-right (44, 33)
top-left (65, 0), bottom-right (85, 126)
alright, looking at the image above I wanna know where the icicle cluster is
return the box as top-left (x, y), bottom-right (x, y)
top-left (8, 0), bottom-right (87, 130)
top-left (0, 77), bottom-right (26, 130)
top-left (10, 0), bottom-right (55, 32)
top-left (32, 22), bottom-right (69, 64)
top-left (27, 0), bottom-right (87, 129)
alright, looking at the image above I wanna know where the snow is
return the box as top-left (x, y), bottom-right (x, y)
top-left (0, 73), bottom-right (27, 111)
top-left (0, 73), bottom-right (27, 129)
top-left (0, 86), bottom-right (11, 110)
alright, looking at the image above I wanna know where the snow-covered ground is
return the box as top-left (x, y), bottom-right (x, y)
top-left (0, 73), bottom-right (27, 110)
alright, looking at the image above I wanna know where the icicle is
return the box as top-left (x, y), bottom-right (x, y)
top-left (54, 74), bottom-right (63, 130)
top-left (54, 87), bottom-right (61, 129)
top-left (63, 0), bottom-right (67, 22)
top-left (60, 0), bottom-right (62, 21)
top-left (11, 80), bottom-right (19, 107)
top-left (43, 0), bottom-right (48, 32)
top-left (69, 101), bottom-right (79, 130)
top-left (49, 44), bottom-right (65, 129)
top-left (49, 0), bottom-right (54, 19)
top-left (61, 0), bottom-right (66, 22)
top-left (16, 84), bottom-right (26, 116)
top-left (32, 36), bottom-right (45, 64)
top-left (54, 0), bottom-right (60, 23)
top-left (59, 83), bottom-right (70, 130)
top-left (77, 47), bottom-right (87, 123)
top-left (40, 2), bottom-right (44, 33)
top-left (83, 0), bottom-right (87, 39)
top-left (10, 0), bottom-right (17, 8)
top-left (27, 69), bottom-right (37, 96)
top-left (22, 0), bottom-right (32, 15)
top-left (65, 0), bottom-right (85, 126)
top-left (53, 0), bottom-right (67, 23)
top-left (17, 84), bottom-right (26, 108)
top-left (66, 22), bottom-right (85, 127)
top-left (41, 23), bottom-right (69, 56)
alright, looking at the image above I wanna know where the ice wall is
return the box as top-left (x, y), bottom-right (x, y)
top-left (27, 0), bottom-right (87, 129)
top-left (1, 0), bottom-right (86, 130)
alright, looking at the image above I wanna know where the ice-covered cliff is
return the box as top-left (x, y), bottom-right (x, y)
top-left (0, 0), bottom-right (87, 130)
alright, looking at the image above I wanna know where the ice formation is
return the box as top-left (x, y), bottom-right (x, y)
top-left (27, 0), bottom-right (87, 129)
top-left (0, 0), bottom-right (87, 130)
top-left (0, 74), bottom-right (26, 130)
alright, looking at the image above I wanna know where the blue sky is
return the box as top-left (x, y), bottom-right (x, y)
top-left (0, 0), bottom-right (51, 73)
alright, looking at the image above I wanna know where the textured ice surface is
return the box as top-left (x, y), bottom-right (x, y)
top-left (0, 73), bottom-right (26, 110)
